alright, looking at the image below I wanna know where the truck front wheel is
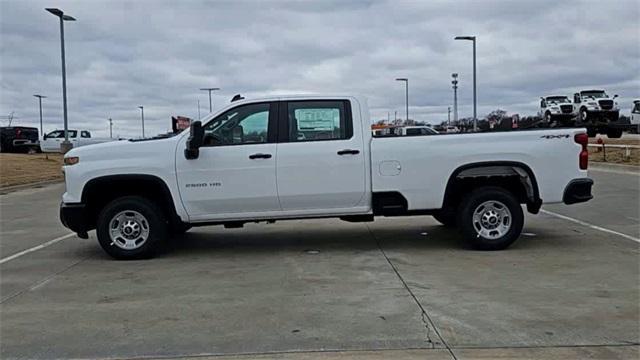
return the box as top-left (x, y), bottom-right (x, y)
top-left (96, 196), bottom-right (168, 260)
top-left (457, 187), bottom-right (524, 250)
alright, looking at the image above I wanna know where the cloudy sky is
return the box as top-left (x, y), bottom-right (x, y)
top-left (1, 0), bottom-right (638, 137)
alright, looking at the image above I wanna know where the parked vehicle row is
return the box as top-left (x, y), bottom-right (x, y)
top-left (538, 89), bottom-right (638, 138)
top-left (60, 95), bottom-right (593, 260)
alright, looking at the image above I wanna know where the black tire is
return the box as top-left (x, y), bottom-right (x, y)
top-left (457, 186), bottom-right (524, 251)
top-left (96, 196), bottom-right (168, 260)
top-left (606, 128), bottom-right (622, 139)
top-left (579, 107), bottom-right (588, 122)
top-left (433, 208), bottom-right (457, 227)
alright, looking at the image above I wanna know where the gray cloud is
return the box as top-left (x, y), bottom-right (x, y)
top-left (1, 0), bottom-right (638, 137)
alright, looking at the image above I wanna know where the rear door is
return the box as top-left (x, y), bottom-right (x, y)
top-left (275, 99), bottom-right (367, 213)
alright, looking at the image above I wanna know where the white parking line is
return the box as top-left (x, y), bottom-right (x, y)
top-left (0, 233), bottom-right (75, 265)
top-left (540, 209), bottom-right (640, 244)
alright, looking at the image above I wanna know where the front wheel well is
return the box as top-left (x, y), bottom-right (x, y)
top-left (81, 175), bottom-right (182, 231)
top-left (442, 163), bottom-right (541, 214)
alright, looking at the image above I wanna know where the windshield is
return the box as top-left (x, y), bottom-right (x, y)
top-left (581, 91), bottom-right (607, 99)
top-left (546, 97), bottom-right (570, 104)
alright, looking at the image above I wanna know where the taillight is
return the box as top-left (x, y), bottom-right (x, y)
top-left (15, 129), bottom-right (21, 137)
top-left (575, 133), bottom-right (588, 170)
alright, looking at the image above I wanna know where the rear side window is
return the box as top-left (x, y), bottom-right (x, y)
top-left (81, 131), bottom-right (91, 138)
top-left (286, 101), bottom-right (352, 142)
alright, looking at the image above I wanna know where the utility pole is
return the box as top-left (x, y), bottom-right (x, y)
top-left (452, 73), bottom-right (459, 122)
top-left (448, 106), bottom-right (451, 125)
top-left (394, 111), bottom-right (397, 122)
top-left (46, 8), bottom-right (75, 153)
top-left (200, 87), bottom-right (220, 113)
top-left (108, 118), bottom-right (113, 138)
top-left (396, 78), bottom-right (409, 122)
top-left (33, 95), bottom-right (47, 139)
top-left (197, 99), bottom-right (201, 119)
top-left (138, 106), bottom-right (145, 138)
top-left (387, 112), bottom-right (390, 123)
top-left (455, 35), bottom-right (477, 131)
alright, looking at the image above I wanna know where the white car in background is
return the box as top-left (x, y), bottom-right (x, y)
top-left (538, 95), bottom-right (575, 126)
top-left (444, 125), bottom-right (460, 133)
top-left (397, 126), bottom-right (439, 136)
top-left (41, 130), bottom-right (116, 153)
top-left (631, 99), bottom-right (640, 133)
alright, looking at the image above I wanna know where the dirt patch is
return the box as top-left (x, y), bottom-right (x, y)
top-left (0, 153), bottom-right (64, 188)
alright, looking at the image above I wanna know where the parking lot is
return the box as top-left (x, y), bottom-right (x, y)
top-left (1, 164), bottom-right (638, 359)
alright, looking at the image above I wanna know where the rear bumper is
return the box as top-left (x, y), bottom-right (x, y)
top-left (60, 202), bottom-right (90, 236)
top-left (563, 178), bottom-right (594, 205)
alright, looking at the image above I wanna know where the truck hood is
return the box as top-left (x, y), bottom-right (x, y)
top-left (65, 136), bottom-right (180, 162)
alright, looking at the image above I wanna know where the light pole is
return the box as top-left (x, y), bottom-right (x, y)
top-left (448, 106), bottom-right (451, 125)
top-left (108, 118), bottom-right (113, 138)
top-left (46, 8), bottom-right (75, 153)
top-left (200, 87), bottom-right (220, 113)
top-left (33, 94), bottom-right (47, 139)
top-left (138, 106), bottom-right (145, 138)
top-left (451, 73), bottom-right (459, 123)
top-left (455, 35), bottom-right (477, 131)
top-left (395, 78), bottom-right (408, 122)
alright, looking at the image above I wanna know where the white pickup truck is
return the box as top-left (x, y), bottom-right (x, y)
top-left (41, 129), bottom-right (115, 153)
top-left (60, 95), bottom-right (593, 259)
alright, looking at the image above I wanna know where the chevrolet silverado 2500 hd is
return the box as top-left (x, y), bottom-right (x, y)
top-left (60, 95), bottom-right (593, 259)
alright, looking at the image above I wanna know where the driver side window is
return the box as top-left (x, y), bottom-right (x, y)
top-left (202, 103), bottom-right (271, 146)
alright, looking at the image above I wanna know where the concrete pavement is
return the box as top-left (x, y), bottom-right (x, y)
top-left (0, 166), bottom-right (638, 359)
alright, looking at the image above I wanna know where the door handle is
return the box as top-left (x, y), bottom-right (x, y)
top-left (249, 153), bottom-right (272, 159)
top-left (337, 149), bottom-right (360, 155)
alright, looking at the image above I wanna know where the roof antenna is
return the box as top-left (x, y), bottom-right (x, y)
top-left (231, 94), bottom-right (245, 102)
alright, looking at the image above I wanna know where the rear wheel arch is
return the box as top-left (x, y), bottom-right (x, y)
top-left (81, 174), bottom-right (183, 231)
top-left (442, 162), bottom-right (541, 214)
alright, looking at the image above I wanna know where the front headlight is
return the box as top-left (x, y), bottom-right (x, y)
top-left (63, 156), bottom-right (79, 166)
top-left (588, 102), bottom-right (597, 106)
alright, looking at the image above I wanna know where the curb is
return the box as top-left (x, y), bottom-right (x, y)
top-left (0, 179), bottom-right (64, 195)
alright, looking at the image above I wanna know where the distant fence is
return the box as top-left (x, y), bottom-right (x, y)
top-left (588, 143), bottom-right (640, 162)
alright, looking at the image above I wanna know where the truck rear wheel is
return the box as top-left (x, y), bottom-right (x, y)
top-left (457, 187), bottom-right (524, 250)
top-left (96, 196), bottom-right (168, 260)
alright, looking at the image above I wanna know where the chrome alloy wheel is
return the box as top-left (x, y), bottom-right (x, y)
top-left (108, 210), bottom-right (150, 250)
top-left (472, 200), bottom-right (512, 240)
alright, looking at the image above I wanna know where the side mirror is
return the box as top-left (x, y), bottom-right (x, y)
top-left (43, 134), bottom-right (47, 140)
top-left (185, 121), bottom-right (204, 160)
top-left (613, 94), bottom-right (619, 98)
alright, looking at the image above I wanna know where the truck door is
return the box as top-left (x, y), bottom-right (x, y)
top-left (176, 102), bottom-right (280, 220)
top-left (275, 99), bottom-right (367, 213)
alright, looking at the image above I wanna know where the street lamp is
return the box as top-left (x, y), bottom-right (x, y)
top-left (455, 35), bottom-right (477, 131)
top-left (46, 8), bottom-right (75, 153)
top-left (200, 87), bottom-right (220, 113)
top-left (451, 73), bottom-right (459, 123)
top-left (33, 95), bottom-right (47, 139)
top-left (108, 118), bottom-right (113, 138)
top-left (138, 106), bottom-right (145, 138)
top-left (395, 78), bottom-right (408, 122)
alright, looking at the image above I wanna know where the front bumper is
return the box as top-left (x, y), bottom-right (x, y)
top-left (60, 202), bottom-right (90, 237)
top-left (563, 178), bottom-right (594, 205)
